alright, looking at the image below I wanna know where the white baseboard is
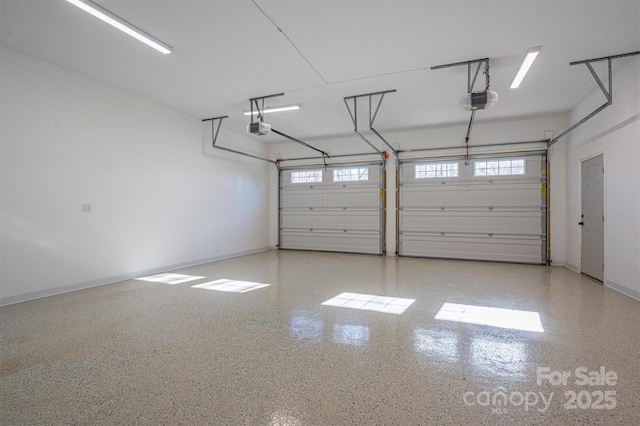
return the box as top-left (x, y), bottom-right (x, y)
top-left (606, 280), bottom-right (640, 302)
top-left (0, 246), bottom-right (274, 306)
top-left (565, 262), bottom-right (580, 273)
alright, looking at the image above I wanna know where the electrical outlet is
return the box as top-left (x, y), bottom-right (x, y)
top-left (82, 204), bottom-right (92, 213)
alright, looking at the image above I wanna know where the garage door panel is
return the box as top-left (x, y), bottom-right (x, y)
top-left (281, 209), bottom-right (380, 230)
top-left (398, 153), bottom-right (547, 264)
top-left (280, 162), bottom-right (384, 254)
top-left (280, 191), bottom-right (324, 208)
top-left (282, 182), bottom-right (381, 192)
top-left (401, 211), bottom-right (542, 235)
top-left (281, 194), bottom-right (380, 209)
top-left (281, 168), bottom-right (381, 186)
top-left (401, 184), bottom-right (542, 207)
top-left (401, 157), bottom-right (543, 181)
top-left (313, 190), bottom-right (380, 208)
top-left (282, 185), bottom-right (380, 208)
top-left (401, 179), bottom-right (542, 189)
top-left (281, 230), bottom-right (381, 254)
top-left (400, 234), bottom-right (543, 263)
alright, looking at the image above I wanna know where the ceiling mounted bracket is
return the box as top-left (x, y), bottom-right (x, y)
top-left (203, 115), bottom-right (278, 167)
top-left (549, 50), bottom-right (639, 147)
top-left (249, 93), bottom-right (285, 123)
top-left (431, 57), bottom-right (491, 93)
top-left (344, 90), bottom-right (398, 155)
top-left (431, 58), bottom-right (492, 164)
top-left (203, 115), bottom-right (227, 146)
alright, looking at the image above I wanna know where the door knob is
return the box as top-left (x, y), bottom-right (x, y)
top-left (578, 221), bottom-right (584, 226)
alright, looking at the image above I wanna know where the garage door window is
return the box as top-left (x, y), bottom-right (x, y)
top-left (334, 168), bottom-right (369, 182)
top-left (415, 162), bottom-right (459, 179)
top-left (291, 170), bottom-right (323, 183)
top-left (474, 159), bottom-right (525, 177)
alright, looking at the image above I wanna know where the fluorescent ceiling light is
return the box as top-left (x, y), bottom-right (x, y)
top-left (243, 104), bottom-right (301, 116)
top-left (66, 0), bottom-right (172, 54)
top-left (510, 46), bottom-right (542, 89)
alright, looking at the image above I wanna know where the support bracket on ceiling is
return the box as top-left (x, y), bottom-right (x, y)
top-left (249, 93), bottom-right (285, 123)
top-left (549, 51), bottom-right (639, 147)
top-left (344, 90), bottom-right (398, 155)
top-left (204, 115), bottom-right (228, 146)
top-left (203, 115), bottom-right (278, 167)
top-left (431, 57), bottom-right (491, 93)
top-left (431, 58), bottom-right (491, 164)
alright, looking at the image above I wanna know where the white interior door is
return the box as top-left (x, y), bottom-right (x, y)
top-left (398, 153), bottom-right (547, 264)
top-left (279, 162), bottom-right (384, 254)
top-left (581, 155), bottom-right (605, 281)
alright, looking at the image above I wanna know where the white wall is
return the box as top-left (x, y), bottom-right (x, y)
top-left (548, 139), bottom-right (567, 267)
top-left (561, 57), bottom-right (640, 300)
top-left (271, 114), bottom-right (568, 261)
top-left (0, 47), bottom-right (274, 305)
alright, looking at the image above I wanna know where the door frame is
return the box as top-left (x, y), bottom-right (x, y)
top-left (579, 152), bottom-right (606, 281)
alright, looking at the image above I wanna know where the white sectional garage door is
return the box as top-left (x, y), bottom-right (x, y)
top-left (399, 153), bottom-right (547, 264)
top-left (280, 162), bottom-right (384, 254)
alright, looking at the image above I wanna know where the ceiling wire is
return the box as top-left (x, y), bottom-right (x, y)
top-left (251, 1), bottom-right (447, 95)
top-left (251, 0), bottom-right (329, 85)
top-left (284, 63), bottom-right (445, 97)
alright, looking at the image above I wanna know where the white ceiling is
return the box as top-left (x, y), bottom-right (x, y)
top-left (2, 0), bottom-right (639, 144)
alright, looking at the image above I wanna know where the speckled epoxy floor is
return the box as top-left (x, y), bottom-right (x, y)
top-left (1, 250), bottom-right (639, 425)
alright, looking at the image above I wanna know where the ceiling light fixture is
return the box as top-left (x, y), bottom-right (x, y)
top-left (510, 46), bottom-right (542, 89)
top-left (66, 0), bottom-right (172, 54)
top-left (243, 104), bottom-right (301, 116)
